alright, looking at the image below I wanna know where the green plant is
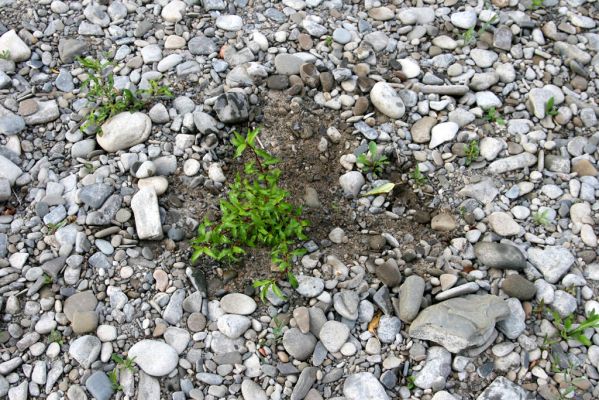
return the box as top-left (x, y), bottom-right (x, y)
top-left (356, 141), bottom-right (389, 178)
top-left (464, 140), bottom-right (479, 166)
top-left (47, 219), bottom-right (67, 234)
top-left (551, 309), bottom-right (599, 346)
top-left (0, 50), bottom-right (10, 60)
top-left (484, 107), bottom-right (506, 125)
top-left (42, 274), bottom-right (53, 285)
top-left (461, 14), bottom-right (498, 45)
top-left (77, 56), bottom-right (173, 135)
top-left (48, 329), bottom-right (63, 345)
top-left (325, 36), bottom-right (333, 47)
top-left (532, 209), bottom-right (551, 226)
top-left (272, 316), bottom-right (285, 342)
top-left (410, 165), bottom-right (427, 186)
top-left (111, 353), bottom-right (136, 372)
top-left (406, 375), bottom-right (416, 390)
top-left (545, 96), bottom-right (558, 117)
top-left (191, 128), bottom-right (308, 302)
top-left (530, 0), bottom-right (544, 9)
top-left (107, 369), bottom-right (123, 391)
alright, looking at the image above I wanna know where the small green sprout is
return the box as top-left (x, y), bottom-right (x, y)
top-left (47, 219), bottom-right (68, 234)
top-left (545, 96), bottom-right (558, 117)
top-left (551, 309), bottom-right (599, 347)
top-left (111, 353), bottom-right (136, 372)
top-left (48, 329), bottom-right (63, 345)
top-left (0, 50), bottom-right (10, 60)
top-left (532, 210), bottom-right (551, 226)
top-left (530, 0), bottom-right (544, 9)
top-left (484, 107), bottom-right (506, 125)
top-left (464, 140), bottom-right (480, 166)
top-left (410, 165), bottom-right (427, 186)
top-left (356, 141), bottom-right (389, 178)
top-left (325, 36), bottom-right (333, 47)
top-left (107, 369), bottom-right (123, 391)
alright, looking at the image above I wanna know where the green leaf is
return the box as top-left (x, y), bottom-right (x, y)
top-left (363, 182), bottom-right (396, 196)
top-left (287, 272), bottom-right (298, 288)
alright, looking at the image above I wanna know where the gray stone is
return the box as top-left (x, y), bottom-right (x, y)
top-left (58, 39), bottom-right (88, 63)
top-left (339, 171), bottom-right (364, 197)
top-left (241, 379), bottom-right (267, 400)
top-left (377, 315), bottom-right (401, 343)
top-left (376, 259), bottom-right (401, 287)
top-left (163, 289), bottom-right (185, 325)
top-left (69, 335), bottom-right (101, 368)
top-left (475, 242), bottom-right (526, 270)
top-left (0, 30), bottom-right (31, 62)
top-left (98, 112), bottom-right (152, 152)
top-left (131, 187), bottom-right (163, 240)
top-left (274, 54), bottom-right (304, 75)
top-left (296, 275), bottom-right (324, 298)
top-left (220, 293), bottom-right (257, 315)
top-left (319, 321), bottom-right (349, 352)
top-left (488, 153), bottom-right (537, 174)
top-left (23, 100), bottom-right (60, 125)
top-left (370, 82), bottom-right (405, 119)
top-left (214, 92), bottom-right (249, 124)
top-left (502, 274), bottom-right (536, 300)
top-left (138, 371), bottom-right (160, 400)
top-left (79, 183), bottom-right (113, 209)
top-left (217, 314), bottom-right (251, 339)
top-left (459, 178), bottom-right (499, 205)
top-left (476, 377), bottom-right (531, 400)
top-left (409, 295), bottom-right (510, 353)
top-left (496, 298), bottom-right (526, 340)
top-left (0, 115), bottom-right (25, 135)
top-left (85, 371), bottom-right (114, 400)
top-left (398, 275), bottom-right (425, 322)
top-left (343, 372), bottom-right (390, 400)
top-left (0, 155), bottom-right (22, 185)
top-left (414, 346), bottom-right (452, 389)
top-left (282, 328), bottom-right (316, 361)
top-left (527, 246), bottom-right (574, 284)
top-left (188, 36), bottom-right (217, 55)
top-left (333, 290), bottom-right (359, 320)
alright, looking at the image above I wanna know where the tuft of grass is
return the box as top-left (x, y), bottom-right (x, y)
top-left (42, 274), bottom-right (53, 285)
top-left (111, 353), bottom-right (136, 372)
top-left (191, 127), bottom-right (309, 302)
top-left (77, 56), bottom-right (173, 135)
top-left (272, 316), bottom-right (285, 342)
top-left (530, 0), bottom-right (545, 9)
top-left (406, 375), bottom-right (416, 390)
top-left (551, 310), bottom-right (599, 347)
top-left (532, 209), bottom-right (550, 226)
top-left (410, 165), bottom-right (427, 186)
top-left (356, 141), bottom-right (389, 178)
top-left (461, 14), bottom-right (498, 46)
top-left (464, 140), bottom-right (479, 166)
top-left (47, 219), bottom-right (67, 234)
top-left (107, 369), bottom-right (123, 391)
top-left (324, 36), bottom-right (333, 47)
top-left (48, 329), bottom-right (63, 345)
top-left (545, 96), bottom-right (558, 117)
top-left (0, 50), bottom-right (11, 60)
top-left (484, 107), bottom-right (506, 125)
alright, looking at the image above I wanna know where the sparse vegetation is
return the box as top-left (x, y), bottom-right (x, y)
top-left (530, 0), bottom-right (545, 9)
top-left (42, 274), bottom-right (53, 285)
top-left (0, 50), bottom-right (11, 60)
top-left (112, 353), bottom-right (136, 372)
top-left (410, 165), bottom-right (427, 186)
top-left (47, 219), bottom-right (67, 234)
top-left (532, 209), bottom-right (551, 226)
top-left (77, 56), bottom-right (173, 135)
top-left (545, 96), bottom-right (558, 117)
top-left (191, 127), bottom-right (309, 302)
top-left (461, 14), bottom-right (498, 46)
top-left (48, 329), bottom-right (63, 345)
top-left (464, 140), bottom-right (480, 166)
top-left (271, 316), bottom-right (285, 342)
top-left (551, 309), bottom-right (599, 347)
top-left (406, 375), bottom-right (416, 390)
top-left (325, 36), bottom-right (333, 47)
top-left (356, 141), bottom-right (389, 178)
top-left (107, 369), bottom-right (123, 391)
top-left (484, 107), bottom-right (506, 125)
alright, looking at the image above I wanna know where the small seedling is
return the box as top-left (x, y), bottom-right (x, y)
top-left (532, 210), bottom-right (550, 226)
top-left (484, 107), bottom-right (506, 125)
top-left (551, 309), bottom-right (599, 346)
top-left (111, 353), bottom-right (136, 372)
top-left (464, 140), bottom-right (479, 166)
top-left (47, 219), bottom-right (68, 234)
top-left (107, 369), bottom-right (123, 391)
top-left (461, 14), bottom-right (498, 46)
top-left (0, 50), bottom-right (10, 60)
top-left (191, 127), bottom-right (308, 302)
top-left (356, 141), bottom-right (389, 178)
top-left (42, 274), bottom-right (53, 285)
top-left (48, 329), bottom-right (63, 345)
top-left (530, 0), bottom-right (544, 9)
top-left (271, 316), bottom-right (285, 342)
top-left (406, 375), bottom-right (416, 390)
top-left (77, 56), bottom-right (173, 135)
top-left (410, 165), bottom-right (427, 186)
top-left (324, 36), bottom-right (333, 47)
top-left (545, 96), bottom-right (558, 117)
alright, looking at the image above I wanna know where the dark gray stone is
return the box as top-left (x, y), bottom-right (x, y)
top-left (214, 92), bottom-right (249, 124)
top-left (474, 242), bottom-right (526, 270)
top-left (85, 371), bottom-right (114, 400)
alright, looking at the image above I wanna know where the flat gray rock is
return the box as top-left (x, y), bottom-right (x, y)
top-left (409, 295), bottom-right (510, 353)
top-left (343, 372), bottom-right (390, 400)
top-left (474, 242), bottom-right (526, 270)
top-left (476, 377), bottom-right (533, 400)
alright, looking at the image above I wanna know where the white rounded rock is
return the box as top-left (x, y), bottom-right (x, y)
top-left (128, 340), bottom-right (179, 377)
top-left (0, 30), bottom-right (31, 62)
top-left (138, 176), bottom-right (169, 196)
top-left (161, 0), bottom-right (186, 23)
top-left (370, 82), bottom-right (405, 119)
top-left (98, 112), bottom-right (152, 153)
